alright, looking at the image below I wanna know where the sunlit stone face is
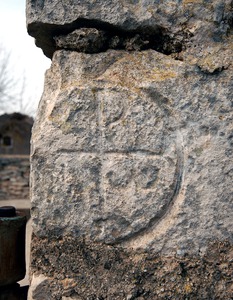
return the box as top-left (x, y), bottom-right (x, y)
top-left (31, 50), bottom-right (183, 243)
top-left (53, 88), bottom-right (179, 243)
top-left (31, 49), bottom-right (232, 252)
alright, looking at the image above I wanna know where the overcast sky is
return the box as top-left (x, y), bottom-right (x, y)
top-left (0, 0), bottom-right (51, 116)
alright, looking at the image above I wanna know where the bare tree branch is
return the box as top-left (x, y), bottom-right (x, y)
top-left (0, 44), bottom-right (35, 116)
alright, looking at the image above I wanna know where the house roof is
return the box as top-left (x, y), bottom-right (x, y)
top-left (0, 113), bottom-right (33, 137)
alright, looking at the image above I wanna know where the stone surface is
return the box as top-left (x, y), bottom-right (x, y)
top-left (28, 274), bottom-right (51, 300)
top-left (28, 1), bottom-right (233, 298)
top-left (27, 0), bottom-right (233, 58)
top-left (31, 49), bottom-right (233, 253)
top-left (54, 28), bottom-right (151, 53)
top-left (29, 236), bottom-right (233, 299)
top-left (54, 28), bottom-right (109, 53)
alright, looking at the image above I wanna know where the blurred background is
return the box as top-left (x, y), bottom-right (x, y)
top-left (0, 0), bottom-right (50, 117)
top-left (0, 2), bottom-right (50, 295)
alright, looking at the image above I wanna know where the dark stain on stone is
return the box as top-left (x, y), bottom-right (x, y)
top-left (31, 235), bottom-right (233, 299)
top-left (27, 19), bottom-right (192, 59)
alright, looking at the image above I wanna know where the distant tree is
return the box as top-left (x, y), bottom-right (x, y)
top-left (0, 46), bottom-right (16, 108)
top-left (0, 45), bottom-right (35, 116)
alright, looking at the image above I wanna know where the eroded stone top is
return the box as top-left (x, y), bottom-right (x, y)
top-left (27, 0), bottom-right (233, 58)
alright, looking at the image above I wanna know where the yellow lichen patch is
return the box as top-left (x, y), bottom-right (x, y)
top-left (61, 278), bottom-right (77, 290)
top-left (97, 52), bottom-right (178, 93)
top-left (60, 80), bottom-right (88, 90)
top-left (183, 0), bottom-right (203, 5)
top-left (197, 48), bottom-right (232, 73)
top-left (60, 122), bottom-right (72, 134)
top-left (48, 100), bottom-right (72, 132)
top-left (150, 67), bottom-right (177, 81)
top-left (184, 282), bottom-right (193, 294)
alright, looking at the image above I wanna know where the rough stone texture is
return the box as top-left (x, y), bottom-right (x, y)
top-left (31, 49), bottom-right (233, 254)
top-left (28, 1), bottom-right (233, 299)
top-left (29, 235), bottom-right (233, 299)
top-left (54, 28), bottom-right (151, 53)
top-left (27, 0), bottom-right (233, 58)
top-left (26, 0), bottom-right (233, 31)
top-left (54, 28), bottom-right (109, 54)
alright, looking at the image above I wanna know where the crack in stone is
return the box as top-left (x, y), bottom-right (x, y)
top-left (28, 20), bottom-right (192, 59)
top-left (53, 27), bottom-right (192, 58)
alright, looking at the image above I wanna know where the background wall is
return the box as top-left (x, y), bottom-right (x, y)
top-left (0, 156), bottom-right (30, 200)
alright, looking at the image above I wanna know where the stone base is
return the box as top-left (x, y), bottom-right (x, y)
top-left (29, 235), bottom-right (233, 300)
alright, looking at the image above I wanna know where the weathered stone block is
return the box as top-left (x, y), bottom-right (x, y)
top-left (31, 49), bottom-right (232, 254)
top-left (26, 0), bottom-right (233, 58)
top-left (29, 236), bottom-right (233, 299)
top-left (27, 2), bottom-right (233, 298)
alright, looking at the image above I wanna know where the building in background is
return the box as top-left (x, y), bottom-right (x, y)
top-left (0, 113), bottom-right (33, 155)
top-left (0, 113), bottom-right (33, 200)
